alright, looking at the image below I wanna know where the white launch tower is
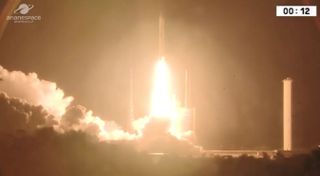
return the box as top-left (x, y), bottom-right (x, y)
top-left (283, 77), bottom-right (292, 151)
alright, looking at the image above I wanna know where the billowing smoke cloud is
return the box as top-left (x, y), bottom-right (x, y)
top-left (0, 92), bottom-right (56, 134)
top-left (0, 65), bottom-right (141, 140)
top-left (0, 65), bottom-right (73, 117)
top-left (61, 105), bottom-right (140, 140)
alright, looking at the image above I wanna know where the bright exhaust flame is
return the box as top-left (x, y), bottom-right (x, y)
top-left (150, 57), bottom-right (176, 118)
top-left (150, 58), bottom-right (192, 139)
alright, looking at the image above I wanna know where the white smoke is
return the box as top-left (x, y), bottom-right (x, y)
top-left (0, 65), bottom-right (73, 117)
top-left (0, 65), bottom-right (142, 140)
top-left (79, 110), bottom-right (140, 140)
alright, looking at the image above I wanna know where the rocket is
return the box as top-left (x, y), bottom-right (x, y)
top-left (158, 12), bottom-right (165, 57)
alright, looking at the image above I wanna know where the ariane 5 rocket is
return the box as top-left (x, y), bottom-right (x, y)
top-left (158, 12), bottom-right (165, 58)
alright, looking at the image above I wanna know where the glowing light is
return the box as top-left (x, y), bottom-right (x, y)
top-left (150, 57), bottom-right (176, 118)
top-left (149, 58), bottom-right (192, 139)
top-left (81, 111), bottom-right (139, 141)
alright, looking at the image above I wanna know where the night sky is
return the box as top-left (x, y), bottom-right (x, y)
top-left (0, 0), bottom-right (319, 149)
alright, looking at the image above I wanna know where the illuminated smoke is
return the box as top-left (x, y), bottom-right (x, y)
top-left (0, 65), bottom-right (139, 140)
top-left (80, 110), bottom-right (139, 140)
top-left (0, 91), bottom-right (56, 133)
top-left (0, 65), bottom-right (73, 117)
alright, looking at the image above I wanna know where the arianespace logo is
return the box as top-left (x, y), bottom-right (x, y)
top-left (7, 3), bottom-right (41, 23)
top-left (14, 3), bottom-right (34, 15)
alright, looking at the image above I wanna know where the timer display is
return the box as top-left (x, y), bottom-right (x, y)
top-left (276, 6), bottom-right (317, 17)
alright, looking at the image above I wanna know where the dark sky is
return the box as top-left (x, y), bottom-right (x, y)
top-left (0, 0), bottom-right (319, 150)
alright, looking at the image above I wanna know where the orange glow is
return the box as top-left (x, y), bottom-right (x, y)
top-left (150, 57), bottom-right (176, 118)
top-left (150, 58), bottom-right (192, 139)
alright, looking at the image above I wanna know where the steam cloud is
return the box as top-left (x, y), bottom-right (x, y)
top-left (0, 65), bottom-right (73, 117)
top-left (0, 65), bottom-right (141, 140)
top-left (0, 92), bottom-right (55, 133)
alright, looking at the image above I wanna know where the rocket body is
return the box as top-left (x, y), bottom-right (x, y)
top-left (159, 13), bottom-right (165, 57)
